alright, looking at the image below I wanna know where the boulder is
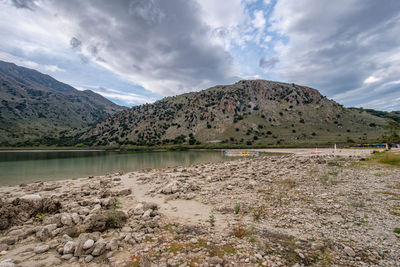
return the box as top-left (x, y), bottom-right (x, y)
top-left (61, 254), bottom-right (73, 260)
top-left (106, 238), bottom-right (118, 251)
top-left (63, 241), bottom-right (76, 255)
top-left (85, 255), bottom-right (94, 263)
top-left (162, 181), bottom-right (180, 194)
top-left (42, 214), bottom-right (62, 227)
top-left (71, 213), bottom-right (80, 225)
top-left (132, 203), bottom-right (144, 216)
top-left (34, 245), bottom-right (49, 254)
top-left (92, 238), bottom-right (106, 256)
top-left (114, 189), bottom-right (131, 196)
top-left (61, 213), bottom-right (73, 226)
top-left (143, 202), bottom-right (158, 211)
top-left (83, 239), bottom-right (94, 250)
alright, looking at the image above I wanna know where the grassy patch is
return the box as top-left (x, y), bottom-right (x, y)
top-left (394, 228), bottom-right (400, 234)
top-left (379, 153), bottom-right (400, 166)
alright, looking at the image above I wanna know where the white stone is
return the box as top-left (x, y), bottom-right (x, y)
top-left (21, 194), bottom-right (41, 201)
top-left (83, 239), bottom-right (94, 250)
top-left (61, 213), bottom-right (73, 226)
top-left (34, 245), bottom-right (49, 254)
top-left (63, 241), bottom-right (76, 255)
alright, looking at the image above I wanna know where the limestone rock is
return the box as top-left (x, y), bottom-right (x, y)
top-left (83, 239), bottom-right (95, 250)
top-left (34, 244), bottom-right (49, 254)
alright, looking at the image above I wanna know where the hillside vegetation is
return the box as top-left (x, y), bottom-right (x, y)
top-left (0, 60), bottom-right (125, 146)
top-left (81, 80), bottom-right (389, 147)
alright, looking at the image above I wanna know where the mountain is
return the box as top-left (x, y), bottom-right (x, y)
top-left (349, 108), bottom-right (400, 123)
top-left (81, 80), bottom-right (389, 146)
top-left (0, 60), bottom-right (125, 146)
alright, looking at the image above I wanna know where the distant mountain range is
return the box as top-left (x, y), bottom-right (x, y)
top-left (80, 80), bottom-right (393, 147)
top-left (0, 60), bottom-right (125, 146)
top-left (0, 61), bottom-right (397, 148)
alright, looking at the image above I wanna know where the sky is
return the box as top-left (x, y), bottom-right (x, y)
top-left (1, 0), bottom-right (400, 111)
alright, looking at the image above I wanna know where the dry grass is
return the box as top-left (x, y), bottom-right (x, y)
top-left (379, 152), bottom-right (400, 166)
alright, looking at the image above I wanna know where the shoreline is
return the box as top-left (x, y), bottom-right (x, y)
top-left (0, 150), bottom-right (399, 266)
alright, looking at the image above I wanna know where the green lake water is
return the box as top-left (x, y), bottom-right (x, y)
top-left (0, 150), bottom-right (230, 186)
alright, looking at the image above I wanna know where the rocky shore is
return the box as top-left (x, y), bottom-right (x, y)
top-left (0, 151), bottom-right (399, 266)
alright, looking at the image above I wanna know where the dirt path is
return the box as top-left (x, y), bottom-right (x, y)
top-left (120, 174), bottom-right (231, 230)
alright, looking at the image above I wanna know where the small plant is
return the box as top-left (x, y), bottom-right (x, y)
top-left (36, 213), bottom-right (48, 220)
top-left (232, 223), bottom-right (252, 238)
top-left (208, 212), bottom-right (216, 227)
top-left (252, 206), bottom-right (266, 221)
top-left (234, 203), bottom-right (241, 214)
top-left (106, 199), bottom-right (123, 228)
top-left (394, 228), bottom-right (400, 234)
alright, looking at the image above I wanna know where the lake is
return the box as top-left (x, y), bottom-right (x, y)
top-left (0, 150), bottom-right (231, 186)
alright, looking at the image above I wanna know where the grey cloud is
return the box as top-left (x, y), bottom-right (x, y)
top-left (271, 0), bottom-right (400, 110)
top-left (70, 37), bottom-right (82, 49)
top-left (259, 57), bottom-right (278, 69)
top-left (11, 0), bottom-right (36, 9)
top-left (45, 0), bottom-right (236, 95)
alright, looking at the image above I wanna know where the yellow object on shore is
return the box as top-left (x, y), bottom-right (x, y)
top-left (224, 151), bottom-right (259, 157)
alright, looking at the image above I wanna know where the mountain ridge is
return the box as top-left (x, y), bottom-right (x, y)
top-left (81, 79), bottom-right (389, 146)
top-left (0, 60), bottom-right (126, 145)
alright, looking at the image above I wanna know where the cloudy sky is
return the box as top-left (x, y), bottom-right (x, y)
top-left (1, 0), bottom-right (400, 110)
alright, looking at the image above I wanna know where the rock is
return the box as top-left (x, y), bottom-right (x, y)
top-left (34, 244), bottom-right (49, 254)
top-left (133, 203), bottom-right (144, 215)
top-left (0, 244), bottom-right (8, 251)
top-left (142, 210), bottom-right (152, 218)
top-left (71, 213), bottom-right (80, 224)
top-left (78, 207), bottom-right (90, 216)
top-left (143, 202), bottom-right (158, 211)
top-left (162, 181), bottom-right (180, 194)
top-left (86, 210), bottom-right (127, 232)
top-left (209, 256), bottom-right (223, 265)
top-left (0, 237), bottom-right (16, 246)
top-left (227, 185), bottom-right (233, 190)
top-left (255, 253), bottom-right (263, 260)
top-left (107, 238), bottom-right (118, 251)
top-left (92, 238), bottom-right (106, 256)
top-left (42, 214), bottom-right (62, 227)
top-left (139, 256), bottom-right (152, 267)
top-left (123, 233), bottom-right (136, 244)
top-left (85, 255), bottom-right (94, 263)
top-left (21, 194), bottom-right (41, 201)
top-left (7, 229), bottom-right (23, 238)
top-left (115, 188), bottom-right (131, 196)
top-left (121, 226), bottom-right (132, 232)
top-left (83, 239), bottom-right (95, 250)
top-left (61, 254), bottom-right (74, 260)
top-left (61, 213), bottom-right (73, 226)
top-left (63, 241), bottom-right (76, 255)
top-left (190, 238), bottom-right (198, 244)
top-left (344, 246), bottom-right (356, 257)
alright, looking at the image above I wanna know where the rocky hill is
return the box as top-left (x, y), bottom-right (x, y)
top-left (81, 80), bottom-right (388, 146)
top-left (0, 60), bottom-right (125, 146)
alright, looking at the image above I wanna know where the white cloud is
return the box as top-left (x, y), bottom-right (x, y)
top-left (363, 76), bottom-right (380, 84)
top-left (269, 0), bottom-right (400, 110)
top-left (252, 10), bottom-right (266, 30)
top-left (44, 65), bottom-right (65, 72)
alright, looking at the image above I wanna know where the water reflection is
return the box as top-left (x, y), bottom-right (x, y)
top-left (0, 151), bottom-right (227, 186)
